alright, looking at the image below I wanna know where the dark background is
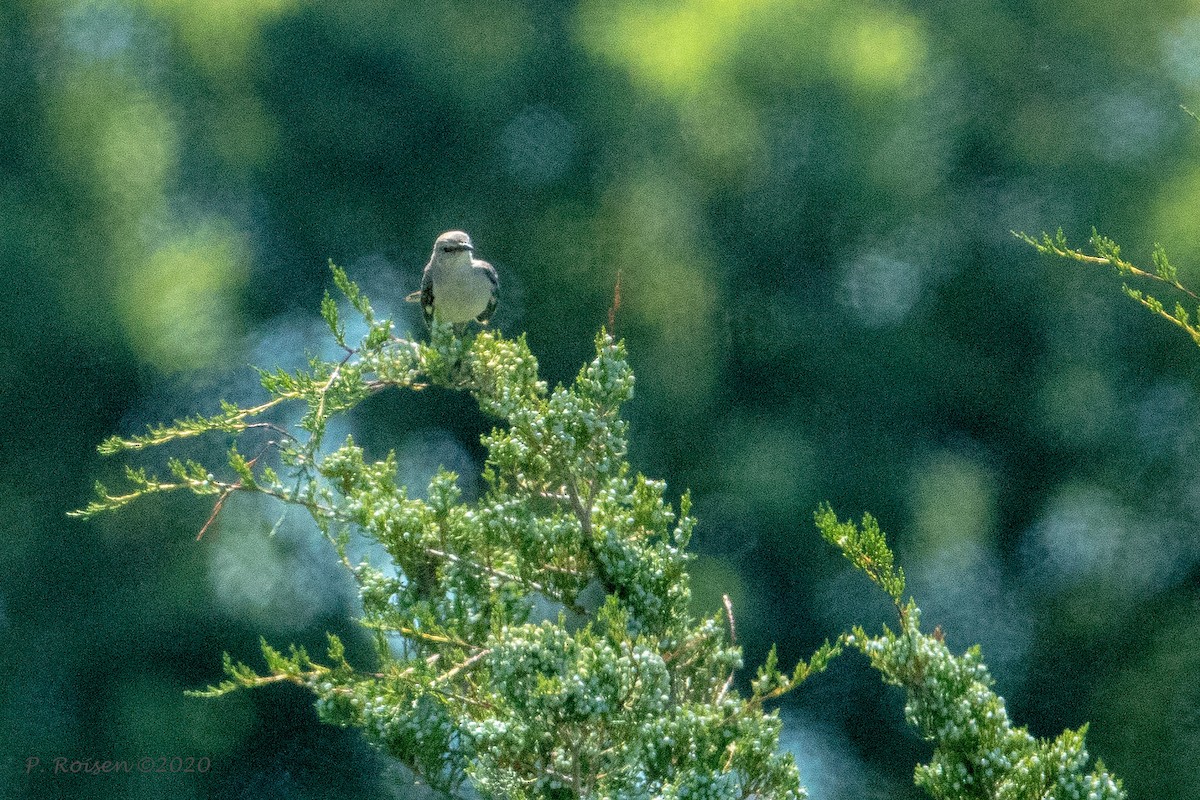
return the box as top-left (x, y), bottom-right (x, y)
top-left (4, 1), bottom-right (1200, 797)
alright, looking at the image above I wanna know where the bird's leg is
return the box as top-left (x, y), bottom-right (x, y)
top-left (446, 324), bottom-right (470, 382)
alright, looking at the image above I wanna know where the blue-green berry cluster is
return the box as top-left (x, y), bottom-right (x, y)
top-left (463, 597), bottom-right (800, 800)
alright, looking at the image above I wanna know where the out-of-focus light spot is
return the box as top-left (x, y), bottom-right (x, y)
top-left (604, 172), bottom-right (721, 418)
top-left (1162, 15), bottom-right (1200, 88)
top-left (1150, 161), bottom-right (1200, 270)
top-left (907, 539), bottom-right (1033, 688)
top-left (575, 0), bottom-right (922, 173)
top-left (1024, 484), bottom-right (1124, 586)
top-left (116, 224), bottom-right (248, 372)
top-left (717, 417), bottom-right (815, 519)
top-left (909, 449), bottom-right (996, 555)
top-left (572, 0), bottom-right (798, 175)
top-left (577, 0), bottom-right (928, 99)
top-left (209, 498), bottom-right (351, 630)
top-left (46, 73), bottom-right (177, 217)
top-left (1088, 90), bottom-right (1171, 163)
top-left (827, 7), bottom-right (927, 94)
top-left (1038, 365), bottom-right (1116, 448)
top-left (61, 0), bottom-right (137, 60)
top-left (839, 250), bottom-right (923, 328)
top-left (1135, 378), bottom-right (1200, 460)
top-left (137, 0), bottom-right (301, 77)
top-left (96, 97), bottom-right (177, 210)
top-left (498, 104), bottom-right (577, 186)
top-left (575, 0), bottom-right (761, 96)
top-left (1022, 483), bottom-right (1191, 595)
top-left (905, 448), bottom-right (1031, 684)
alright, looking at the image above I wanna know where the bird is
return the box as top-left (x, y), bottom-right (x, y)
top-left (405, 230), bottom-right (498, 332)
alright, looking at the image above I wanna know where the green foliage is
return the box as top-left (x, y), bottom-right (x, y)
top-left (853, 609), bottom-right (1123, 800)
top-left (1016, 229), bottom-right (1200, 347)
top-left (77, 265), bottom-right (834, 799)
top-left (814, 503), bottom-right (905, 607)
top-left (77, 264), bottom-right (1128, 800)
top-left (821, 509), bottom-right (1125, 800)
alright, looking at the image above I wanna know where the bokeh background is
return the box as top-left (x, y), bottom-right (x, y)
top-left (5, 0), bottom-right (1200, 797)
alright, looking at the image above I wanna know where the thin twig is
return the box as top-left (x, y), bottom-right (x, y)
top-left (436, 648), bottom-right (491, 685)
top-left (314, 348), bottom-right (358, 422)
top-left (243, 422), bottom-right (298, 441)
top-left (195, 444), bottom-right (276, 539)
top-left (196, 488), bottom-right (234, 540)
top-left (722, 594), bottom-right (737, 645)
top-left (607, 269), bottom-right (622, 333)
top-left (567, 480), bottom-right (593, 538)
top-left (714, 594), bottom-right (737, 706)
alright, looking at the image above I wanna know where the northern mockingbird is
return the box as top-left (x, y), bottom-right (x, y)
top-left (406, 230), bottom-right (498, 331)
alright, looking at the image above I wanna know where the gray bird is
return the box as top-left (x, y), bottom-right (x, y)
top-left (406, 230), bottom-right (498, 332)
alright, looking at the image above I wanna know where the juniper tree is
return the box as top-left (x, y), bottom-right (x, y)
top-left (74, 264), bottom-right (1124, 799)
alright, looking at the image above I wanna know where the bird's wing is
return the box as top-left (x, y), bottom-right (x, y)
top-left (419, 263), bottom-right (435, 327)
top-left (477, 260), bottom-right (499, 289)
top-left (475, 260), bottom-right (498, 324)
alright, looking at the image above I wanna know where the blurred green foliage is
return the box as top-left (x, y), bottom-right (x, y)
top-left (7, 0), bottom-right (1200, 797)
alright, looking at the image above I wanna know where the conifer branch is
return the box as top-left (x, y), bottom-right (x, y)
top-left (75, 260), bottom-right (1127, 800)
top-left (1017, 228), bottom-right (1200, 349)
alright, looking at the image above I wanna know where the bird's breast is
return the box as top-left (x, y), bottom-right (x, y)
top-left (432, 266), bottom-right (493, 323)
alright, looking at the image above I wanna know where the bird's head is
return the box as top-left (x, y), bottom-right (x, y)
top-left (433, 230), bottom-right (474, 256)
